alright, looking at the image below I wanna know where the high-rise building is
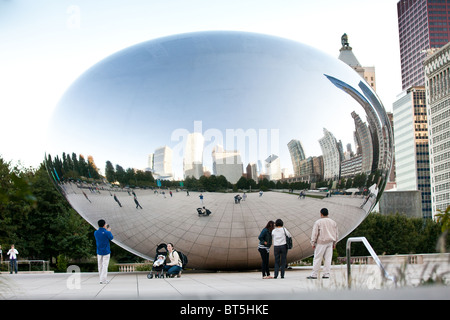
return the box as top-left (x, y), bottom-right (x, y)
top-left (351, 111), bottom-right (374, 174)
top-left (319, 128), bottom-right (341, 181)
top-left (246, 163), bottom-right (258, 182)
top-left (397, 0), bottom-right (450, 90)
top-left (153, 146), bottom-right (173, 180)
top-left (212, 145), bottom-right (243, 184)
top-left (393, 87), bottom-right (432, 218)
top-left (287, 139), bottom-right (306, 177)
top-left (183, 132), bottom-right (204, 179)
top-left (265, 154), bottom-right (281, 181)
top-left (424, 41), bottom-right (450, 218)
top-left (146, 153), bottom-right (154, 173)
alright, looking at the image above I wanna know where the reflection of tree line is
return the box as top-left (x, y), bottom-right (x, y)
top-left (184, 175), bottom-right (311, 192)
top-left (47, 152), bottom-right (382, 195)
top-left (47, 153), bottom-right (101, 181)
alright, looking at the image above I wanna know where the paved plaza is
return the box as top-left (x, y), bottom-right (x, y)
top-left (1, 264), bottom-right (449, 300)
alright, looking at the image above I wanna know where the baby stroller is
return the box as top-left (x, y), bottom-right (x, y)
top-left (147, 243), bottom-right (168, 279)
top-left (196, 207), bottom-right (212, 216)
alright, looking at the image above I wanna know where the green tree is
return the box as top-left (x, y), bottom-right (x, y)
top-left (336, 213), bottom-right (448, 257)
top-left (18, 164), bottom-right (94, 260)
top-left (105, 161), bottom-right (115, 183)
top-left (236, 176), bottom-right (249, 190)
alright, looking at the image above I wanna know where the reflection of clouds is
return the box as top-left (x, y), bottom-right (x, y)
top-left (49, 31), bottom-right (368, 174)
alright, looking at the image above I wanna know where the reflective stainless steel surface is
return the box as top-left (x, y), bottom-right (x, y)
top-left (46, 31), bottom-right (393, 270)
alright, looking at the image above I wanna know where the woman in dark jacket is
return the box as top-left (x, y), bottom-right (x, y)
top-left (258, 220), bottom-right (275, 279)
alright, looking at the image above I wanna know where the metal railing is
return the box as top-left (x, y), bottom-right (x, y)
top-left (346, 237), bottom-right (397, 289)
top-left (1, 260), bottom-right (50, 272)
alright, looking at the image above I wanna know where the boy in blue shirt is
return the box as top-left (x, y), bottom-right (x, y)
top-left (94, 219), bottom-right (114, 284)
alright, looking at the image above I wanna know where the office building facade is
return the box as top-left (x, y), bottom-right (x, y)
top-left (393, 87), bottom-right (432, 218)
top-left (153, 146), bottom-right (173, 180)
top-left (212, 145), bottom-right (243, 184)
top-left (265, 154), bottom-right (282, 181)
top-left (287, 139), bottom-right (306, 177)
top-left (319, 128), bottom-right (341, 181)
top-left (424, 41), bottom-right (450, 217)
top-left (397, 0), bottom-right (450, 90)
top-left (183, 132), bottom-right (204, 179)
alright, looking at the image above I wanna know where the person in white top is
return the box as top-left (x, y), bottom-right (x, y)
top-left (7, 244), bottom-right (19, 274)
top-left (164, 243), bottom-right (182, 277)
top-left (271, 219), bottom-right (292, 279)
top-left (308, 208), bottom-right (339, 279)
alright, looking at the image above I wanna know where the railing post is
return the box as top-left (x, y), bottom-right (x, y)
top-left (346, 240), bottom-right (352, 289)
top-left (346, 236), bottom-right (397, 289)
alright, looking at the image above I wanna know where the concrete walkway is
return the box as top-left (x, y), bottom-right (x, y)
top-left (1, 265), bottom-right (449, 300)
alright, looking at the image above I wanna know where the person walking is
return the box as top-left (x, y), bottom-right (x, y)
top-left (307, 208), bottom-right (339, 279)
top-left (113, 194), bottom-right (122, 207)
top-left (271, 219), bottom-right (291, 279)
top-left (94, 220), bottom-right (114, 284)
top-left (258, 220), bottom-right (274, 279)
top-left (7, 245), bottom-right (19, 274)
top-left (134, 196), bottom-right (143, 209)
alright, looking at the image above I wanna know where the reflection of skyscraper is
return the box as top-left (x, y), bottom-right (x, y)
top-left (154, 146), bottom-right (173, 180)
top-left (319, 128), bottom-right (340, 180)
top-left (287, 139), bottom-right (306, 177)
top-left (265, 154), bottom-right (281, 181)
top-left (146, 153), bottom-right (154, 173)
top-left (183, 132), bottom-right (204, 179)
top-left (212, 145), bottom-right (243, 184)
top-left (325, 75), bottom-right (391, 173)
top-left (246, 163), bottom-right (258, 182)
top-left (351, 111), bottom-right (373, 174)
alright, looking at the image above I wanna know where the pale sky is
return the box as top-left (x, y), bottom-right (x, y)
top-left (0, 0), bottom-right (402, 171)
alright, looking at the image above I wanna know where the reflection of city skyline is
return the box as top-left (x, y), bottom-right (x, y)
top-left (145, 105), bottom-right (386, 186)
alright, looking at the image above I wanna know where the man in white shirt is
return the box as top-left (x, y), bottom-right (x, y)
top-left (7, 244), bottom-right (19, 274)
top-left (307, 208), bottom-right (338, 279)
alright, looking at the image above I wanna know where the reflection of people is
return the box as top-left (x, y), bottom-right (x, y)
top-left (164, 243), bottom-right (182, 277)
top-left (94, 220), bottom-right (114, 284)
top-left (197, 207), bottom-right (211, 216)
top-left (113, 194), bottom-right (122, 207)
top-left (258, 221), bottom-right (274, 279)
top-left (134, 196), bottom-right (142, 209)
top-left (82, 190), bottom-right (91, 203)
top-left (271, 219), bottom-right (291, 279)
top-left (308, 208), bottom-right (338, 280)
top-left (7, 245), bottom-right (19, 274)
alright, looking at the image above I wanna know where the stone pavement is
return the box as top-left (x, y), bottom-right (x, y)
top-left (1, 265), bottom-right (449, 300)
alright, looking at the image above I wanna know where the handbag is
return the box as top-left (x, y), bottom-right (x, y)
top-left (284, 228), bottom-right (293, 249)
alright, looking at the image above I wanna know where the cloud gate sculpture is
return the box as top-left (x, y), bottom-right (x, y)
top-left (46, 31), bottom-right (393, 270)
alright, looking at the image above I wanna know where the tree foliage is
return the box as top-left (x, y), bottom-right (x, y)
top-left (336, 212), bottom-right (449, 256)
top-left (1, 158), bottom-right (95, 262)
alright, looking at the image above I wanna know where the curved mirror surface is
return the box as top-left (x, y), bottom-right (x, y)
top-left (46, 31), bottom-right (393, 270)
